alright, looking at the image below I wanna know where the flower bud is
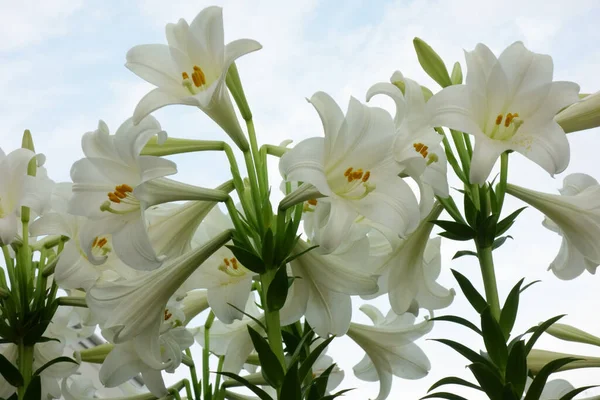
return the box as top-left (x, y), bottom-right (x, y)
top-left (226, 62), bottom-right (253, 122)
top-left (545, 323), bottom-right (600, 347)
top-left (556, 91), bottom-right (600, 133)
top-left (413, 37), bottom-right (452, 88)
top-left (527, 349), bottom-right (600, 374)
top-left (76, 343), bottom-right (114, 364)
top-left (451, 61), bottom-right (463, 85)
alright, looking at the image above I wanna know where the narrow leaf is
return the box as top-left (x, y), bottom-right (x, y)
top-left (525, 315), bottom-right (566, 355)
top-left (266, 265), bottom-right (289, 312)
top-left (431, 220), bottom-right (475, 240)
top-left (429, 315), bottom-right (482, 336)
top-left (468, 362), bottom-right (504, 400)
top-left (23, 375), bottom-right (41, 400)
top-left (496, 207), bottom-right (527, 237)
top-left (431, 339), bottom-right (496, 371)
top-left (226, 245), bottom-right (265, 274)
top-left (420, 392), bottom-right (469, 400)
top-left (499, 278), bottom-right (524, 339)
top-left (261, 229), bottom-right (274, 267)
top-left (298, 335), bottom-right (335, 383)
top-left (452, 250), bottom-right (478, 260)
top-left (0, 353), bottom-right (23, 386)
top-left (247, 326), bottom-right (285, 388)
top-left (321, 388), bottom-right (356, 400)
top-left (280, 362), bottom-right (301, 400)
top-left (451, 270), bottom-right (488, 313)
top-left (33, 356), bottom-right (78, 377)
top-left (481, 307), bottom-right (508, 371)
top-left (524, 358), bottom-right (581, 400)
top-left (227, 303), bottom-right (266, 331)
top-left (428, 376), bottom-right (482, 393)
top-left (215, 372), bottom-right (273, 400)
top-left (505, 341), bottom-right (527, 398)
top-left (520, 280), bottom-right (541, 293)
top-left (559, 386), bottom-right (600, 400)
top-left (492, 235), bottom-right (513, 250)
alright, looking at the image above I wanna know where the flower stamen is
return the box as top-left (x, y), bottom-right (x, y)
top-left (218, 257), bottom-right (245, 277)
top-left (413, 143), bottom-right (429, 158)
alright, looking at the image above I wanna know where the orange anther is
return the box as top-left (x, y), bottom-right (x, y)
top-left (114, 190), bottom-right (127, 199)
top-left (231, 258), bottom-right (238, 270)
top-left (223, 258), bottom-right (230, 266)
top-left (164, 309), bottom-right (172, 320)
top-left (92, 237), bottom-right (98, 247)
top-left (97, 238), bottom-right (108, 248)
top-left (192, 66), bottom-right (206, 87)
top-left (119, 184), bottom-right (134, 193)
top-left (362, 171), bottom-right (371, 182)
top-left (182, 72), bottom-right (189, 80)
top-left (504, 113), bottom-right (513, 127)
top-left (307, 199), bottom-right (318, 206)
top-left (344, 167), bottom-right (353, 177)
top-left (108, 193), bottom-right (121, 203)
top-left (495, 114), bottom-right (503, 125)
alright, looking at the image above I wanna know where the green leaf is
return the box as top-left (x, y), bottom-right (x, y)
top-left (421, 392), bottom-right (469, 400)
top-left (468, 362), bottom-right (504, 400)
top-left (480, 307), bottom-right (508, 371)
top-left (33, 356), bottom-right (78, 377)
top-left (505, 341), bottom-right (527, 398)
top-left (431, 339), bottom-right (496, 371)
top-left (464, 194), bottom-right (479, 227)
top-left (227, 303), bottom-right (266, 331)
top-left (288, 328), bottom-right (315, 368)
top-left (501, 384), bottom-right (519, 400)
top-left (450, 61), bottom-right (463, 85)
top-left (524, 358), bottom-right (581, 400)
top-left (299, 335), bottom-right (336, 383)
top-left (215, 372), bottom-right (273, 400)
top-left (429, 315), bottom-right (482, 336)
top-left (261, 229), bottom-right (274, 268)
top-left (306, 364), bottom-right (336, 400)
top-left (23, 375), bottom-right (41, 400)
top-left (320, 388), bottom-right (355, 400)
top-left (280, 362), bottom-right (301, 400)
top-left (477, 214), bottom-right (499, 248)
top-left (520, 280), bottom-right (541, 293)
top-left (451, 269), bottom-right (488, 313)
top-left (496, 207), bottom-right (527, 237)
top-left (226, 245), bottom-right (265, 274)
top-left (266, 265), bottom-right (289, 312)
top-left (413, 37), bottom-right (453, 88)
top-left (452, 250), bottom-right (478, 260)
top-left (36, 336), bottom-right (61, 344)
top-left (246, 326), bottom-right (285, 388)
top-left (525, 315), bottom-right (566, 355)
top-left (431, 220), bottom-right (475, 240)
top-left (283, 244), bottom-right (319, 265)
top-left (0, 353), bottom-right (23, 386)
top-left (439, 231), bottom-right (475, 241)
top-left (559, 386), bottom-right (600, 400)
top-left (499, 278), bottom-right (524, 339)
top-left (428, 376), bottom-right (482, 393)
top-left (492, 235), bottom-right (513, 250)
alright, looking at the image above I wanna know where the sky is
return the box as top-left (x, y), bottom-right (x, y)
top-left (1, 0), bottom-right (600, 399)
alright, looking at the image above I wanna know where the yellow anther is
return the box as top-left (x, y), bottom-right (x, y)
top-left (413, 143), bottom-right (429, 158)
top-left (352, 169), bottom-right (364, 180)
top-left (164, 309), bottom-right (172, 321)
top-left (344, 167), bottom-right (353, 177)
top-left (495, 114), bottom-right (503, 125)
top-left (192, 65), bottom-right (206, 87)
top-left (108, 193), bottom-right (121, 203)
top-left (92, 237), bottom-right (98, 247)
top-left (96, 238), bottom-right (108, 248)
top-left (118, 184), bottom-right (134, 193)
top-left (307, 199), bottom-right (318, 206)
top-left (231, 258), bottom-right (239, 270)
top-left (114, 190), bottom-right (127, 199)
top-left (223, 258), bottom-right (230, 266)
top-left (362, 171), bottom-right (371, 182)
top-left (182, 72), bottom-right (189, 80)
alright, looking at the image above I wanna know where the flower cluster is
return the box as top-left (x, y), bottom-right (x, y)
top-left (1, 4), bottom-right (599, 400)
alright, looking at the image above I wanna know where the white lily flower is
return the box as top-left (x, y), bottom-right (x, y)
top-left (196, 298), bottom-right (264, 374)
top-left (279, 92), bottom-right (420, 253)
top-left (347, 305), bottom-right (433, 400)
top-left (538, 173), bottom-right (600, 279)
top-left (507, 177), bottom-right (600, 266)
top-left (279, 238), bottom-right (379, 337)
top-left (0, 147), bottom-right (35, 244)
top-left (86, 229), bottom-right (231, 347)
top-left (378, 204), bottom-right (455, 314)
top-left (556, 90), bottom-right (600, 133)
top-left (427, 41), bottom-right (580, 184)
top-left (125, 6), bottom-right (262, 150)
top-left (31, 184), bottom-right (138, 290)
top-left (183, 206), bottom-right (254, 324)
top-left (367, 71), bottom-right (449, 198)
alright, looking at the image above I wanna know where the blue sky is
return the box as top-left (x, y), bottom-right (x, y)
top-left (2, 0), bottom-right (600, 399)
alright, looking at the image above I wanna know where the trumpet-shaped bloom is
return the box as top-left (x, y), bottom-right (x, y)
top-left (427, 42), bottom-right (580, 184)
top-left (0, 147), bottom-right (35, 244)
top-left (347, 305), bottom-right (432, 400)
top-left (69, 117), bottom-right (176, 270)
top-left (125, 6), bottom-right (261, 150)
top-left (367, 71), bottom-right (449, 198)
top-left (280, 238), bottom-right (379, 337)
top-left (540, 173), bottom-right (600, 279)
top-left (377, 204), bottom-right (454, 314)
top-left (280, 92), bottom-right (420, 253)
top-left (87, 229), bottom-right (231, 353)
top-left (507, 177), bottom-right (600, 266)
top-left (183, 206), bottom-right (254, 324)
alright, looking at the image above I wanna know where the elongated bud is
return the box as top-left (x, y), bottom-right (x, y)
top-left (556, 91), bottom-right (600, 133)
top-left (451, 62), bottom-right (463, 85)
top-left (21, 129), bottom-right (37, 178)
top-left (76, 343), bottom-right (114, 364)
top-left (413, 37), bottom-right (452, 88)
top-left (279, 182), bottom-right (324, 211)
top-left (141, 137), bottom-right (226, 156)
top-left (226, 62), bottom-right (252, 121)
top-left (181, 290), bottom-right (209, 323)
top-left (546, 323), bottom-right (600, 347)
top-left (527, 349), bottom-right (600, 374)
top-left (134, 178), bottom-right (232, 207)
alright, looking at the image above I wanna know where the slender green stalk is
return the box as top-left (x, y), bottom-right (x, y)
top-left (260, 269), bottom-right (286, 369)
top-left (213, 355), bottom-right (225, 399)
top-left (463, 132), bottom-right (473, 158)
top-left (3, 245), bottom-right (19, 314)
top-left (475, 243), bottom-right (501, 320)
top-left (57, 297), bottom-right (88, 307)
top-left (243, 150), bottom-right (263, 232)
top-left (17, 342), bottom-right (34, 399)
top-left (450, 129), bottom-right (471, 181)
top-left (203, 311), bottom-right (215, 399)
top-left (497, 152), bottom-right (509, 212)
top-left (185, 348), bottom-right (201, 400)
top-left (437, 128), bottom-right (467, 184)
top-left (183, 380), bottom-right (193, 400)
top-left (246, 120), bottom-right (268, 197)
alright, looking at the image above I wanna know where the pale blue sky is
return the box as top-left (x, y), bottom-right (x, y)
top-left (2, 0), bottom-right (600, 399)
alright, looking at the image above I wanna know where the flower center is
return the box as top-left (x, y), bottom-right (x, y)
top-left (163, 308), bottom-right (182, 328)
top-left (182, 66), bottom-right (208, 95)
top-left (336, 167), bottom-right (375, 200)
top-left (91, 236), bottom-right (111, 258)
top-left (303, 199), bottom-right (318, 212)
top-left (489, 112), bottom-right (523, 140)
top-left (218, 257), bottom-right (246, 277)
top-left (100, 184), bottom-right (140, 215)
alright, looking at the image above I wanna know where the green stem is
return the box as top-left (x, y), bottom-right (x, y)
top-left (17, 342), bottom-right (34, 399)
top-left (450, 129), bottom-right (471, 182)
top-left (246, 120), bottom-right (267, 197)
top-left (260, 270), bottom-right (286, 369)
top-left (203, 311), bottom-right (215, 399)
top-left (475, 243), bottom-right (501, 320)
top-left (183, 380), bottom-right (193, 400)
top-left (497, 152), bottom-right (509, 213)
top-left (213, 355), bottom-right (225, 399)
top-left (57, 296), bottom-right (88, 307)
top-left (437, 128), bottom-right (467, 184)
top-left (3, 245), bottom-right (19, 315)
top-left (185, 349), bottom-right (200, 400)
top-left (243, 150), bottom-right (263, 233)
